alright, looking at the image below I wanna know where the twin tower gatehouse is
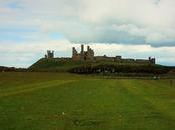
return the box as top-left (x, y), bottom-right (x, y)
top-left (72, 45), bottom-right (94, 61)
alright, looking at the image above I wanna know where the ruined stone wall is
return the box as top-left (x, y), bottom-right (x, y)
top-left (95, 56), bottom-right (115, 61)
top-left (71, 45), bottom-right (156, 64)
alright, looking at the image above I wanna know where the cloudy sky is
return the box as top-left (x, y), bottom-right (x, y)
top-left (0, 0), bottom-right (175, 67)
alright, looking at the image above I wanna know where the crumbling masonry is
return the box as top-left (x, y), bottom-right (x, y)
top-left (71, 45), bottom-right (155, 64)
top-left (45, 50), bottom-right (54, 58)
top-left (44, 44), bottom-right (155, 64)
top-left (72, 45), bottom-right (94, 61)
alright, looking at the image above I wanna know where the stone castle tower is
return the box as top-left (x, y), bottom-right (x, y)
top-left (45, 50), bottom-right (54, 58)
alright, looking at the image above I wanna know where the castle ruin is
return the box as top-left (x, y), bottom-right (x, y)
top-left (71, 45), bottom-right (155, 64)
top-left (44, 44), bottom-right (155, 64)
top-left (45, 50), bottom-right (54, 59)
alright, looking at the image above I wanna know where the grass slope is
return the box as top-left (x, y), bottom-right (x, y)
top-left (29, 58), bottom-right (83, 72)
top-left (29, 58), bottom-right (169, 75)
top-left (0, 72), bottom-right (175, 130)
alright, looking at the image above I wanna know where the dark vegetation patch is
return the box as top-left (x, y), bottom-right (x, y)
top-left (69, 64), bottom-right (171, 75)
top-left (0, 66), bottom-right (26, 72)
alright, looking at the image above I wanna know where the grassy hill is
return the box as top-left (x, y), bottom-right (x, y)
top-left (29, 58), bottom-right (82, 72)
top-left (0, 72), bottom-right (175, 130)
top-left (29, 58), bottom-right (171, 75)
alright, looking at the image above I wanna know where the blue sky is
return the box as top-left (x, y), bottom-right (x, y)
top-left (0, 0), bottom-right (175, 67)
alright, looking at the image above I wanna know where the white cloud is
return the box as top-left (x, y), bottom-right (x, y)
top-left (112, 24), bottom-right (175, 45)
top-left (1, 0), bottom-right (175, 46)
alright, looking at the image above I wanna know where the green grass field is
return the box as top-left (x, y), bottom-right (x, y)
top-left (0, 72), bottom-right (175, 130)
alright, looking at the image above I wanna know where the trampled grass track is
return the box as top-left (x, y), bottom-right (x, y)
top-left (0, 80), bottom-right (76, 98)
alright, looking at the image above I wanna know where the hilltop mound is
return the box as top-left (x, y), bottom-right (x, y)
top-left (29, 44), bottom-right (165, 75)
top-left (29, 58), bottom-right (171, 76)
